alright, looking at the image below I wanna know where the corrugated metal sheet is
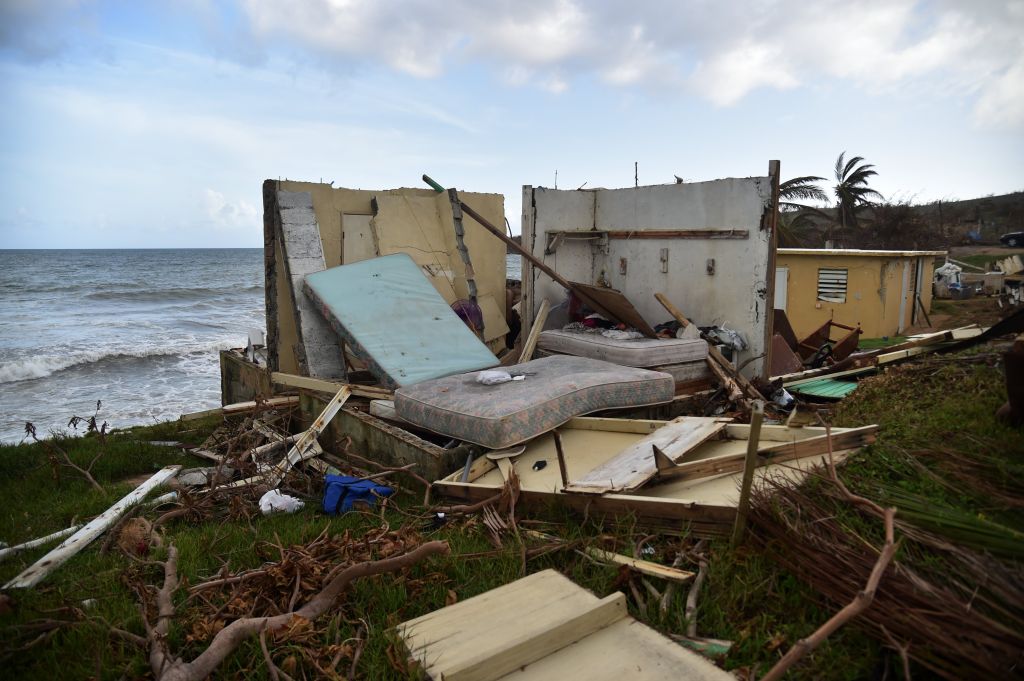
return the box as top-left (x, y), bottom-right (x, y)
top-left (790, 378), bottom-right (858, 399)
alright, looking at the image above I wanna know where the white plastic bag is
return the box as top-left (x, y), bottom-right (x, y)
top-left (477, 370), bottom-right (512, 385)
top-left (259, 489), bottom-right (305, 515)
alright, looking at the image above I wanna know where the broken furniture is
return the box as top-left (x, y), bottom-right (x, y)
top-left (303, 253), bottom-right (499, 389)
top-left (434, 416), bottom-right (877, 535)
top-left (795, 318), bottom-right (862, 365)
top-left (397, 568), bottom-right (732, 681)
top-left (394, 355), bottom-right (675, 449)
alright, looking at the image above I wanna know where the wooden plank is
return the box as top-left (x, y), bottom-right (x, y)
top-left (227, 387), bottom-right (351, 489)
top-left (606, 229), bottom-right (748, 240)
top-left (518, 298), bottom-right (550, 362)
top-left (565, 417), bottom-right (666, 434)
top-left (4, 466), bottom-right (181, 589)
top-left (652, 426), bottom-right (877, 484)
top-left (584, 548), bottom-right (695, 583)
top-left (179, 396), bottom-right (300, 421)
top-left (399, 569), bottom-right (628, 681)
top-left (564, 417), bottom-right (729, 494)
top-left (271, 371), bottom-right (393, 400)
top-left (0, 525), bottom-right (83, 564)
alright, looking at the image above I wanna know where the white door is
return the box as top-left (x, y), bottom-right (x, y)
top-left (774, 267), bottom-right (788, 311)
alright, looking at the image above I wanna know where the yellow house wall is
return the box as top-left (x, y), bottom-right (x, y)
top-left (777, 254), bottom-right (936, 339)
top-left (273, 181), bottom-right (508, 361)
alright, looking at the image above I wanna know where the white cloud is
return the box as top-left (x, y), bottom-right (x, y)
top-left (232, 0), bottom-right (1024, 127)
top-left (203, 189), bottom-right (257, 229)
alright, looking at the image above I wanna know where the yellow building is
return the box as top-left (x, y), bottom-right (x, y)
top-left (775, 249), bottom-right (946, 339)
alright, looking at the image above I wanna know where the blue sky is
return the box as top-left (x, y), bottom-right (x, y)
top-left (1, 0), bottom-right (1022, 248)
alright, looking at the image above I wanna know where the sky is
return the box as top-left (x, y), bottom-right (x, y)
top-left (0, 0), bottom-right (1022, 248)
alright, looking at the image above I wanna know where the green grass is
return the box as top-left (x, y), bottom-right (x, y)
top-left (857, 335), bottom-right (906, 349)
top-left (952, 249), bottom-right (1024, 270)
top-left (2, 356), bottom-right (1019, 679)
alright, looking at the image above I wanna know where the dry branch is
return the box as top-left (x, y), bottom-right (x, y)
top-left (760, 425), bottom-right (897, 681)
top-left (139, 540), bottom-right (450, 681)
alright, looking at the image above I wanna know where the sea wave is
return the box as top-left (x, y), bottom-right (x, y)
top-left (82, 284), bottom-right (262, 303)
top-left (0, 339), bottom-right (241, 384)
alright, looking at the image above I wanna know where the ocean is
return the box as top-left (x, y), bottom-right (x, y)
top-left (0, 249), bottom-right (264, 443)
top-left (0, 249), bottom-right (522, 444)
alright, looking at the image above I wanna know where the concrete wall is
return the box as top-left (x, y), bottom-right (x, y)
top-left (776, 253), bottom-right (938, 338)
top-left (522, 172), bottom-right (779, 378)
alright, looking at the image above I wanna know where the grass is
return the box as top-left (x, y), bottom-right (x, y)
top-left (951, 249), bottom-right (1024, 271)
top-left (1, 354), bottom-right (1020, 679)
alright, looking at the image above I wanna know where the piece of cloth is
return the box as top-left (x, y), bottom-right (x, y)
top-left (322, 475), bottom-right (395, 514)
top-left (259, 489), bottom-right (305, 515)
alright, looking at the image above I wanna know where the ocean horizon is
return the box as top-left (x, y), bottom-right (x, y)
top-left (0, 248), bottom-right (522, 443)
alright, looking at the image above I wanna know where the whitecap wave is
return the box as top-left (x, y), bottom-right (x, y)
top-left (0, 338), bottom-right (242, 384)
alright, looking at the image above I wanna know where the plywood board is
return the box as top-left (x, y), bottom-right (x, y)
top-left (399, 570), bottom-right (627, 681)
top-left (398, 569), bottom-right (730, 681)
top-left (564, 417), bottom-right (728, 494)
top-left (340, 213), bottom-right (377, 263)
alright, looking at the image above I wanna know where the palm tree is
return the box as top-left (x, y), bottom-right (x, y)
top-left (778, 176), bottom-right (829, 246)
top-left (833, 152), bottom-right (883, 235)
top-left (780, 175), bottom-right (829, 210)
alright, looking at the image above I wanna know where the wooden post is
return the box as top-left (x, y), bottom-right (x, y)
top-left (519, 298), bottom-right (550, 363)
top-left (730, 401), bottom-right (765, 547)
top-left (5, 465), bottom-right (181, 589)
top-left (553, 430), bottom-right (569, 489)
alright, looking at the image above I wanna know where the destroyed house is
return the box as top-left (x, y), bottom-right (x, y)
top-left (218, 165), bottom-right (881, 536)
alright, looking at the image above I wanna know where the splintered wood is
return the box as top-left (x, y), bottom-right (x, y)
top-left (397, 569), bottom-right (731, 681)
top-left (564, 417), bottom-right (728, 494)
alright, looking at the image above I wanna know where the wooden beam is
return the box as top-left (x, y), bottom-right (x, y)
top-left (0, 525), bottom-right (83, 564)
top-left (180, 396), bottom-right (299, 422)
top-left (565, 417), bottom-right (729, 494)
top-left (518, 298), bottom-right (550, 363)
top-left (4, 465), bottom-right (181, 589)
top-left (584, 548), bottom-right (696, 583)
top-left (606, 229), bottom-right (748, 240)
top-left (652, 426), bottom-right (877, 485)
top-left (271, 371), bottom-right (393, 400)
top-left (731, 402), bottom-right (764, 546)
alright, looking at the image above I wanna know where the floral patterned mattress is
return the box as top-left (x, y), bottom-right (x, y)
top-left (537, 329), bottom-right (708, 367)
top-left (393, 355), bottom-right (675, 449)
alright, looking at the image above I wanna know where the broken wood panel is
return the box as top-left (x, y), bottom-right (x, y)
top-left (652, 426), bottom-right (878, 484)
top-left (399, 569), bottom-right (627, 681)
top-left (4, 466), bottom-right (181, 589)
top-left (277, 190), bottom-right (347, 380)
top-left (564, 417), bottom-right (729, 494)
top-left (571, 282), bottom-right (658, 338)
top-left (179, 396), bottom-right (299, 422)
top-left (232, 386), bottom-right (351, 489)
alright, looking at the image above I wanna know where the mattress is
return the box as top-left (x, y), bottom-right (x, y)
top-left (394, 355), bottom-right (675, 449)
top-left (537, 329), bottom-right (708, 367)
top-left (303, 253), bottom-right (499, 389)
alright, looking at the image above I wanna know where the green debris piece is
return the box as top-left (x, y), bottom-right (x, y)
top-left (790, 378), bottom-right (859, 399)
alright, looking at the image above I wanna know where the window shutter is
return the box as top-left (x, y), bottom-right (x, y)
top-left (817, 268), bottom-right (848, 303)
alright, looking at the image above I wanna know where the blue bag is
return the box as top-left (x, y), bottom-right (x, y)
top-left (322, 475), bottom-right (395, 515)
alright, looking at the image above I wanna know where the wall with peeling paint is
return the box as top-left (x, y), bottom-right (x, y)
top-left (521, 175), bottom-right (777, 378)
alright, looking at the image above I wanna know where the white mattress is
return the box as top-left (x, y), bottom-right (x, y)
top-left (537, 329), bottom-right (708, 368)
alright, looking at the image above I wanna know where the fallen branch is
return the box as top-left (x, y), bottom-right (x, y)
top-left (684, 554), bottom-right (708, 638)
top-left (760, 425), bottom-right (898, 681)
top-left (140, 540), bottom-right (450, 681)
top-left (0, 524), bottom-right (82, 563)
